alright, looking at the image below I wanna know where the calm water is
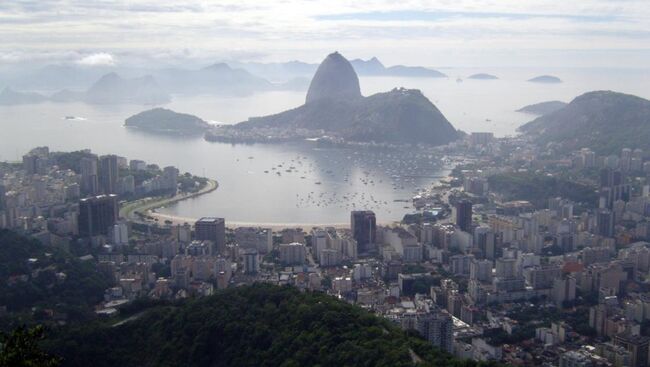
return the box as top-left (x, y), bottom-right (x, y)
top-left (1, 68), bottom-right (649, 224)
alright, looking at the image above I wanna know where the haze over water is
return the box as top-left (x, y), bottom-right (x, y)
top-left (1, 67), bottom-right (649, 224)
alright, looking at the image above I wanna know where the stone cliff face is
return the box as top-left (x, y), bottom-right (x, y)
top-left (305, 52), bottom-right (362, 104)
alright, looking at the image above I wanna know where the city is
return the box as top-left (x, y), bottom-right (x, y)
top-left (2, 1), bottom-right (650, 366)
top-left (2, 128), bottom-right (650, 366)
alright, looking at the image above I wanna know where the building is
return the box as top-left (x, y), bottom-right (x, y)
top-left (596, 209), bottom-right (615, 238)
top-left (194, 217), bottom-right (226, 254)
top-left (455, 200), bottom-right (473, 232)
top-left (279, 242), bottom-right (306, 265)
top-left (78, 194), bottom-right (118, 237)
top-left (111, 222), bottom-right (129, 246)
top-left (99, 155), bottom-right (119, 194)
top-left (235, 227), bottom-right (272, 254)
top-left (80, 156), bottom-right (99, 195)
top-left (351, 210), bottom-right (376, 253)
top-left (243, 249), bottom-right (259, 274)
top-left (416, 310), bottom-right (453, 353)
top-left (613, 333), bottom-right (649, 367)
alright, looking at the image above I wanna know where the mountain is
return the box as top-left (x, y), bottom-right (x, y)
top-left (0, 229), bottom-right (111, 328)
top-left (125, 108), bottom-right (210, 134)
top-left (528, 75), bottom-right (562, 83)
top-left (306, 51), bottom-right (362, 104)
top-left (230, 60), bottom-right (318, 81)
top-left (229, 52), bottom-right (459, 145)
top-left (84, 73), bottom-right (170, 104)
top-left (154, 63), bottom-right (273, 96)
top-left (350, 57), bottom-right (386, 75)
top-left (519, 91), bottom-right (650, 154)
top-left (516, 100), bottom-right (567, 115)
top-left (468, 73), bottom-right (498, 80)
top-left (45, 284), bottom-right (482, 367)
top-left (12, 64), bottom-right (116, 91)
top-left (0, 87), bottom-right (48, 105)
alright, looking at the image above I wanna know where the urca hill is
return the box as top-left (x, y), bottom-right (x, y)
top-left (206, 52), bottom-right (460, 145)
top-left (519, 90), bottom-right (650, 155)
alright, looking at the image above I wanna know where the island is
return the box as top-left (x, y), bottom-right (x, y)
top-left (468, 73), bottom-right (499, 80)
top-left (516, 100), bottom-right (567, 115)
top-left (205, 52), bottom-right (460, 146)
top-left (124, 108), bottom-right (210, 134)
top-left (527, 75), bottom-right (562, 83)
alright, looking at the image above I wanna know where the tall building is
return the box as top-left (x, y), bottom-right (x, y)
top-left (78, 194), bottom-right (118, 237)
top-left (279, 242), bottom-right (306, 265)
top-left (0, 184), bottom-right (5, 211)
top-left (243, 249), bottom-right (259, 274)
top-left (613, 333), bottom-right (649, 367)
top-left (351, 210), bottom-right (376, 253)
top-left (22, 154), bottom-right (42, 175)
top-left (195, 217), bottom-right (226, 254)
top-left (455, 200), bottom-right (473, 232)
top-left (596, 209), bottom-right (615, 238)
top-left (80, 155), bottom-right (99, 195)
top-left (99, 155), bottom-right (119, 194)
top-left (416, 310), bottom-right (453, 353)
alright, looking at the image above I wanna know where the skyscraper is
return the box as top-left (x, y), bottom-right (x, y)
top-left (455, 200), bottom-right (473, 232)
top-left (596, 209), bottom-right (615, 238)
top-left (195, 217), bottom-right (226, 254)
top-left (99, 155), bottom-right (119, 194)
top-left (351, 210), bottom-right (376, 254)
top-left (80, 155), bottom-right (99, 195)
top-left (78, 194), bottom-right (118, 237)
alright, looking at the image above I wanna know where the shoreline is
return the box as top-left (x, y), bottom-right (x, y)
top-left (147, 211), bottom-right (399, 230)
top-left (120, 179), bottom-right (219, 225)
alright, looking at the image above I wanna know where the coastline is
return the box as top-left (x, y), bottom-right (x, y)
top-left (119, 179), bottom-right (219, 225)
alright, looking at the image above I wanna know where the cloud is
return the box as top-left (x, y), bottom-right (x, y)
top-left (76, 52), bottom-right (115, 66)
top-left (0, 0), bottom-right (648, 67)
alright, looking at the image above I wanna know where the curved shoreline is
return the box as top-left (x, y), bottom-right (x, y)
top-left (120, 179), bottom-right (219, 225)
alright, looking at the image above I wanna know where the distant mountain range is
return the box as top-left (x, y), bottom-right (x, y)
top-left (519, 90), bottom-right (650, 154)
top-left (0, 87), bottom-right (48, 105)
top-left (528, 75), bottom-right (562, 83)
top-left (0, 73), bottom-right (171, 105)
top-left (224, 52), bottom-right (459, 145)
top-left (232, 56), bottom-right (447, 80)
top-left (516, 100), bottom-right (567, 115)
top-left (350, 57), bottom-right (447, 78)
top-left (125, 108), bottom-right (210, 134)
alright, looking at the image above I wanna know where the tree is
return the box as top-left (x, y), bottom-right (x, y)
top-left (0, 325), bottom-right (61, 367)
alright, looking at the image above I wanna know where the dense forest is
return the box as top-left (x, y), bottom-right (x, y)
top-left (44, 284), bottom-right (498, 367)
top-left (488, 172), bottom-right (598, 208)
top-left (0, 229), bottom-right (112, 329)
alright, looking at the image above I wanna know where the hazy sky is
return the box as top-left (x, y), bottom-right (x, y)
top-left (1, 0), bottom-right (649, 68)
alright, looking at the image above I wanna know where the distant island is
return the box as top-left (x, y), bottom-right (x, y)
top-left (205, 52), bottom-right (460, 146)
top-left (519, 90), bottom-right (650, 154)
top-left (125, 108), bottom-right (209, 134)
top-left (516, 100), bottom-right (567, 115)
top-left (468, 73), bottom-right (498, 80)
top-left (528, 75), bottom-right (562, 83)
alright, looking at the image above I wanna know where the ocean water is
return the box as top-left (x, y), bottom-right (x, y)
top-left (1, 67), bottom-right (649, 224)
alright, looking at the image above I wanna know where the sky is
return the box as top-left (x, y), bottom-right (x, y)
top-left (0, 0), bottom-right (649, 68)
